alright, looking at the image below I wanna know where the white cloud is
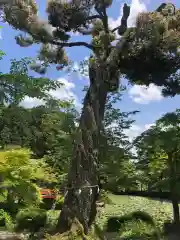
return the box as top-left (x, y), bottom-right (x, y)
top-left (124, 122), bottom-right (154, 142)
top-left (20, 77), bottom-right (82, 110)
top-left (144, 123), bottom-right (155, 130)
top-left (124, 124), bottom-right (143, 142)
top-left (107, 120), bottom-right (155, 143)
top-left (109, 0), bottom-right (147, 32)
top-left (49, 78), bottom-right (82, 109)
top-left (72, 58), bottom-right (89, 81)
top-left (69, 31), bottom-right (80, 37)
top-left (20, 97), bottom-right (45, 108)
top-left (129, 83), bottom-right (163, 104)
top-left (127, 0), bottom-right (147, 27)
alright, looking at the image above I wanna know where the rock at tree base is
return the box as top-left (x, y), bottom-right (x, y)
top-left (0, 231), bottom-right (24, 240)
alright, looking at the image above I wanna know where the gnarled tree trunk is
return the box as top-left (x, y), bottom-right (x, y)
top-left (57, 63), bottom-right (109, 234)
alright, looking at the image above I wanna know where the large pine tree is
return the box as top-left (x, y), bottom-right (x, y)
top-left (1, 0), bottom-right (180, 234)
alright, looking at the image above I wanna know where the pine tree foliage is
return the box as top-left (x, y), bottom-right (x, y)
top-left (1, 1), bottom-right (179, 95)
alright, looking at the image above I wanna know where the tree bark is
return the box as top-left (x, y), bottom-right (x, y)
top-left (172, 198), bottom-right (180, 224)
top-left (168, 152), bottom-right (180, 224)
top-left (57, 63), bottom-right (108, 234)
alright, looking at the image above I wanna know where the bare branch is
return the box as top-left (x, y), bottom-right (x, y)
top-left (50, 40), bottom-right (94, 50)
top-left (100, 0), bottom-right (110, 58)
top-left (109, 4), bottom-right (131, 35)
top-left (107, 3), bottom-right (131, 64)
top-left (111, 26), bottom-right (121, 33)
top-left (86, 15), bottom-right (102, 21)
top-left (77, 28), bottom-right (93, 35)
top-left (102, 13), bottom-right (109, 34)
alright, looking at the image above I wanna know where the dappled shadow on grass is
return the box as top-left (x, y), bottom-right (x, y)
top-left (94, 195), bottom-right (173, 239)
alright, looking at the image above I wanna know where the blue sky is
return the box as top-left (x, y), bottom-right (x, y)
top-left (0, 0), bottom-right (180, 139)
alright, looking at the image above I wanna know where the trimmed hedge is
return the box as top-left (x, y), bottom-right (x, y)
top-left (16, 207), bottom-right (47, 232)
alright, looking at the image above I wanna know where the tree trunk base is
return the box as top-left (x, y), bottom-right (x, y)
top-left (164, 222), bottom-right (180, 240)
top-left (48, 219), bottom-right (89, 240)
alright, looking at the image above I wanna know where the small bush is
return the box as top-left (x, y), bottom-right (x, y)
top-left (16, 207), bottom-right (47, 232)
top-left (46, 210), bottom-right (60, 231)
top-left (0, 209), bottom-right (6, 226)
top-left (0, 209), bottom-right (14, 230)
top-left (120, 220), bottom-right (156, 239)
top-left (99, 190), bottom-right (112, 204)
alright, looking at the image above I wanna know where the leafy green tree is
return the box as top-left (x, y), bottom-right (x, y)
top-left (0, 103), bottom-right (77, 160)
top-left (99, 91), bottom-right (138, 192)
top-left (0, 106), bottom-right (32, 149)
top-left (42, 103), bottom-right (78, 176)
top-left (0, 148), bottom-right (57, 214)
top-left (0, 58), bottom-right (62, 106)
top-left (134, 110), bottom-right (180, 224)
top-left (0, 57), bottom-right (75, 157)
top-left (2, 0), bottom-right (180, 233)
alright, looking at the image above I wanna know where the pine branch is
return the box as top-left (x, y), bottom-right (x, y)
top-left (101, 2), bottom-right (109, 35)
top-left (86, 15), bottom-right (102, 21)
top-left (77, 28), bottom-right (93, 35)
top-left (107, 27), bottom-right (133, 64)
top-left (111, 26), bottom-right (121, 33)
top-left (48, 40), bottom-right (94, 50)
top-left (107, 3), bottom-right (131, 64)
top-left (101, 0), bottom-right (110, 58)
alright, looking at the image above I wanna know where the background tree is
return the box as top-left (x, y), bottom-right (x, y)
top-left (134, 109), bottom-right (180, 224)
top-left (0, 103), bottom-right (77, 158)
top-left (0, 58), bottom-right (62, 106)
top-left (99, 90), bottom-right (138, 192)
top-left (0, 57), bottom-right (76, 156)
top-left (42, 102), bottom-right (78, 176)
top-left (2, 0), bottom-right (180, 234)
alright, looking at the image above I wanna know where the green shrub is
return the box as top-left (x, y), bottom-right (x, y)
top-left (0, 209), bottom-right (6, 226)
top-left (99, 190), bottom-right (112, 204)
top-left (120, 220), bottom-right (157, 239)
top-left (46, 210), bottom-right (60, 231)
top-left (16, 207), bottom-right (47, 232)
top-left (0, 209), bottom-right (14, 230)
top-left (98, 195), bottom-right (170, 239)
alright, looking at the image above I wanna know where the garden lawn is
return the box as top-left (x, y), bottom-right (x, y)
top-left (95, 194), bottom-right (174, 239)
top-left (105, 194), bottom-right (173, 227)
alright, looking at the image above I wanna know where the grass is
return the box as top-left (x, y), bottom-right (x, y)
top-left (95, 194), bottom-right (173, 239)
top-left (105, 194), bottom-right (173, 226)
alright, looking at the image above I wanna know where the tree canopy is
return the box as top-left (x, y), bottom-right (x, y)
top-left (134, 110), bottom-right (180, 224)
top-left (1, 1), bottom-right (179, 94)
